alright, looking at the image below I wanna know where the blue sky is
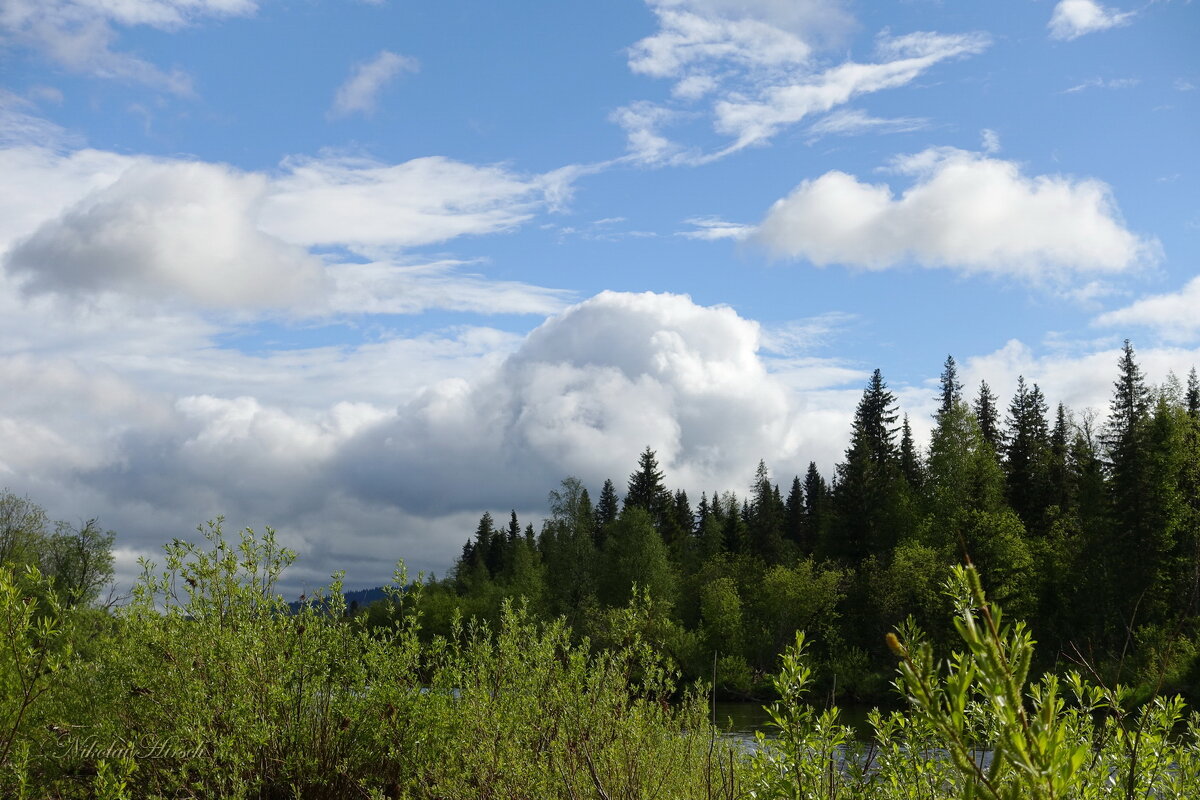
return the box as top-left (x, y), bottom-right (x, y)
top-left (0, 0), bottom-right (1197, 594)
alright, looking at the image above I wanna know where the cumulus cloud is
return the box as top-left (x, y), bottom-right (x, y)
top-left (334, 291), bottom-right (828, 515)
top-left (0, 0), bottom-right (256, 91)
top-left (328, 50), bottom-right (419, 119)
top-left (752, 147), bottom-right (1157, 281)
top-left (7, 160), bottom-right (329, 309)
top-left (1094, 277), bottom-right (1200, 343)
top-left (1048, 0), bottom-right (1134, 41)
top-left (618, 0), bottom-right (988, 163)
top-left (0, 290), bottom-right (875, 595)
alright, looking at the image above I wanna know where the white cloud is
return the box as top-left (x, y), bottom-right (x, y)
top-left (328, 259), bottom-right (572, 316)
top-left (1094, 277), bottom-right (1200, 343)
top-left (960, 339), bottom-right (1200, 421)
top-left (678, 216), bottom-right (754, 241)
top-left (1048, 0), bottom-right (1134, 41)
top-left (713, 31), bottom-right (989, 151)
top-left (759, 312), bottom-right (857, 355)
top-left (0, 290), bottom-right (876, 595)
top-left (333, 291), bottom-right (836, 514)
top-left (752, 147), bottom-right (1157, 280)
top-left (0, 0), bottom-right (255, 91)
top-left (1062, 77), bottom-right (1140, 93)
top-left (628, 5), bottom-right (815, 82)
top-left (806, 108), bottom-right (929, 140)
top-left (619, 1), bottom-right (987, 163)
top-left (328, 50), bottom-right (419, 119)
top-left (7, 159), bottom-right (329, 309)
top-left (0, 92), bottom-right (82, 149)
top-left (980, 128), bottom-right (1000, 154)
top-left (260, 154), bottom-right (562, 253)
top-left (0, 142), bottom-right (576, 314)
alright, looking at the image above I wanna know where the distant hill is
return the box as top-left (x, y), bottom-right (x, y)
top-left (288, 586), bottom-right (388, 613)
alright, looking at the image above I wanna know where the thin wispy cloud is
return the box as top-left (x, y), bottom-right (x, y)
top-left (329, 50), bottom-right (419, 119)
top-left (0, 0), bottom-right (256, 91)
top-left (805, 108), bottom-right (929, 141)
top-left (1062, 77), bottom-right (1140, 93)
top-left (616, 1), bottom-right (988, 165)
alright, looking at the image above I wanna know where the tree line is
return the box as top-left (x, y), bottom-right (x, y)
top-left (396, 341), bottom-right (1200, 702)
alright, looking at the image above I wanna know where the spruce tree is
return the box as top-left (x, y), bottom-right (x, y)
top-left (1102, 341), bottom-right (1156, 632)
top-left (832, 369), bottom-right (905, 562)
top-left (696, 492), bottom-right (711, 530)
top-left (900, 414), bottom-right (925, 491)
top-left (673, 489), bottom-right (694, 536)
top-left (748, 461), bottom-right (786, 563)
top-left (625, 448), bottom-right (670, 525)
top-left (1003, 377), bottom-right (1051, 536)
top-left (937, 354), bottom-right (963, 422)
top-left (784, 475), bottom-right (806, 553)
top-left (1178, 368), bottom-right (1200, 614)
top-left (1048, 403), bottom-right (1071, 514)
top-left (802, 462), bottom-right (830, 556)
top-left (595, 478), bottom-right (619, 546)
top-left (1187, 367), bottom-right (1200, 420)
top-left (974, 380), bottom-right (1002, 452)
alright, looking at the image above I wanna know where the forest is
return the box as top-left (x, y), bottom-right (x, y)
top-left (406, 341), bottom-right (1200, 705)
top-left (5, 340), bottom-right (1200, 799)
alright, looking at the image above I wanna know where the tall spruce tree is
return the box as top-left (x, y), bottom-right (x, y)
top-left (900, 414), bottom-right (925, 491)
top-left (802, 462), bottom-right (830, 557)
top-left (784, 476), bottom-right (806, 554)
top-left (1003, 377), bottom-right (1052, 536)
top-left (1048, 404), bottom-right (1072, 514)
top-left (1179, 368), bottom-right (1200, 614)
top-left (832, 369), bottom-right (906, 562)
top-left (975, 380), bottom-right (1002, 452)
top-left (1102, 341), bottom-right (1156, 631)
top-left (748, 461), bottom-right (786, 563)
top-left (625, 448), bottom-right (672, 527)
top-left (595, 478), bottom-right (620, 546)
top-left (937, 355), bottom-right (964, 422)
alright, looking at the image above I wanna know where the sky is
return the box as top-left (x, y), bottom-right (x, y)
top-left (0, 0), bottom-right (1197, 596)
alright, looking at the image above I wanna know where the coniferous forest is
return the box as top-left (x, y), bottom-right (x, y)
top-left (409, 342), bottom-right (1200, 705)
top-left (7, 341), bottom-right (1200, 799)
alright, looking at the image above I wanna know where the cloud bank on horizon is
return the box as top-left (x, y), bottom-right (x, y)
top-left (0, 0), bottom-right (1196, 594)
